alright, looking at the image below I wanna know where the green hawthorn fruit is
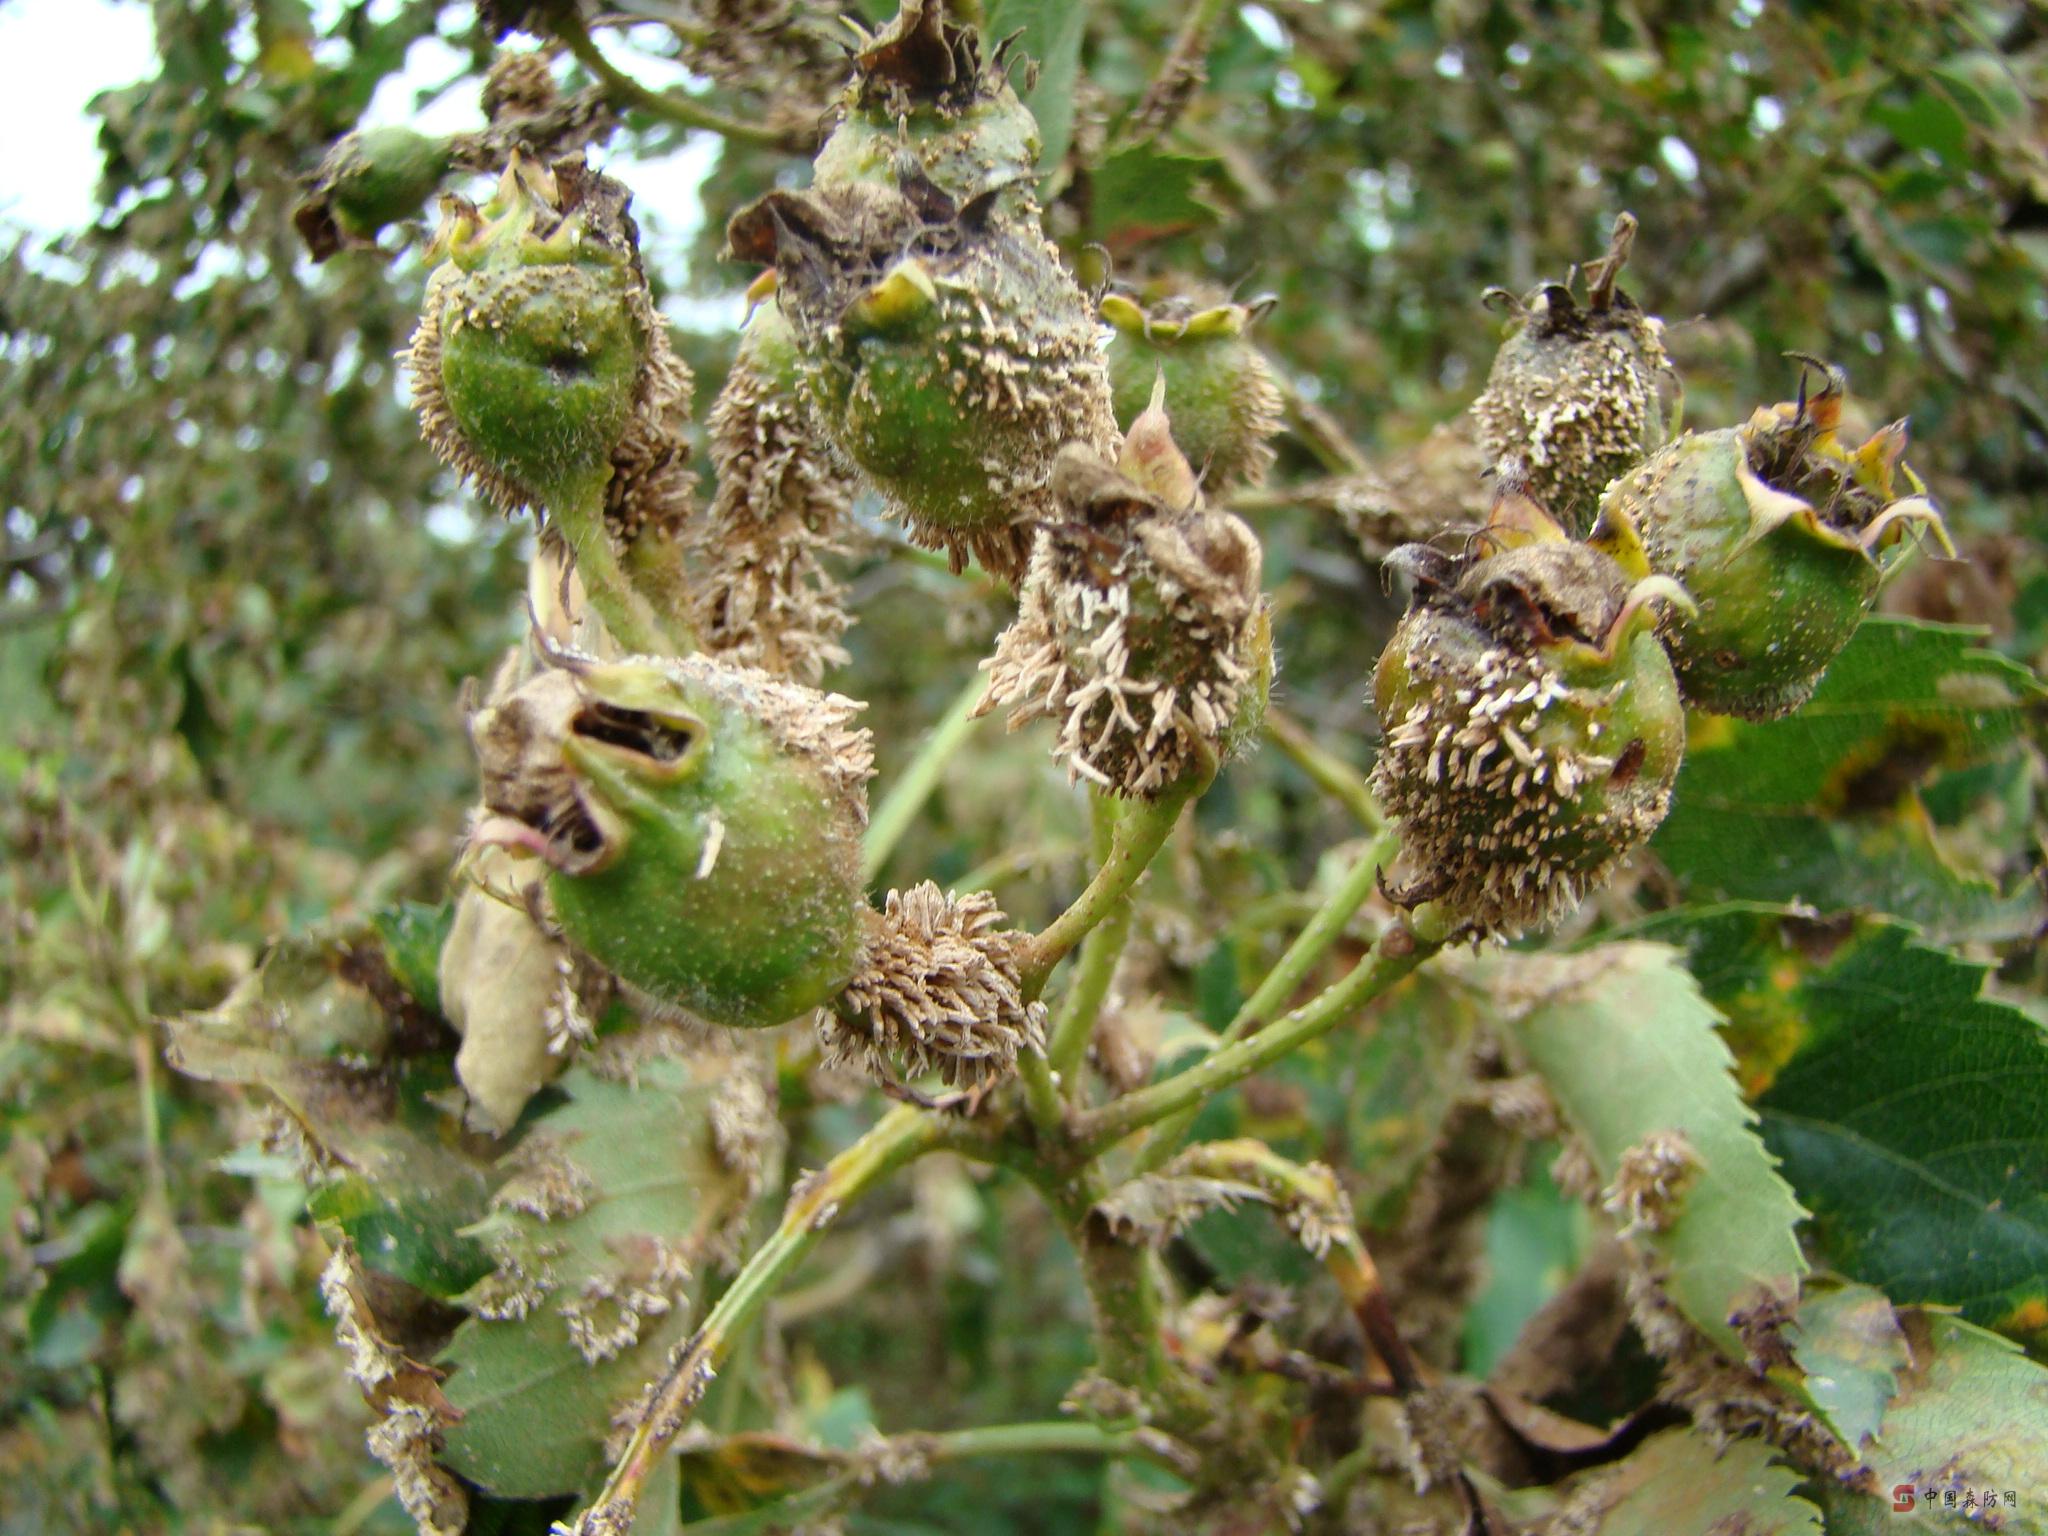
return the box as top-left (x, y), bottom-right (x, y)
top-left (293, 126), bottom-right (455, 260)
top-left (1371, 501), bottom-right (1690, 939)
top-left (407, 155), bottom-right (654, 514)
top-left (981, 383), bottom-right (1267, 797)
top-left (1591, 357), bottom-right (1954, 720)
top-left (469, 652), bottom-right (873, 1028)
top-left (1101, 292), bottom-right (1285, 493)
top-left (1470, 213), bottom-right (1678, 532)
top-left (811, 0), bottom-right (1040, 207)
top-left (729, 173), bottom-right (1114, 578)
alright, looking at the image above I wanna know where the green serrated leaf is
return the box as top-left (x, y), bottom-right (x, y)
top-left (437, 1055), bottom-right (780, 1498)
top-left (372, 900), bottom-right (453, 1016)
top-left (1492, 944), bottom-right (1808, 1361)
top-left (1811, 1310), bottom-right (2048, 1536)
top-left (1558, 1424), bottom-right (1821, 1535)
top-left (306, 1172), bottom-right (493, 1299)
top-left (1652, 618), bottom-right (2045, 941)
top-left (1760, 928), bottom-right (2048, 1345)
top-left (1630, 909), bottom-right (2048, 1347)
top-left (167, 923), bottom-right (500, 1293)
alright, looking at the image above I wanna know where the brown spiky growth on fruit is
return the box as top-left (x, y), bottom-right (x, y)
top-left (1470, 214), bottom-right (1677, 532)
top-left (978, 383), bottom-right (1267, 798)
top-left (727, 168), bottom-right (1115, 579)
top-left (693, 284), bottom-right (857, 683)
top-left (405, 153), bottom-right (693, 548)
top-left (821, 883), bottom-right (1048, 1089)
top-left (1371, 487), bottom-right (1690, 939)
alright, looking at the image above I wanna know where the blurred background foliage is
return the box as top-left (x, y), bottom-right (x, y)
top-left (2, 0), bottom-right (2043, 1529)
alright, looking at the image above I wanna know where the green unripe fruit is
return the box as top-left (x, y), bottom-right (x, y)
top-left (407, 155), bottom-right (665, 515)
top-left (334, 127), bottom-right (454, 234)
top-left (1371, 511), bottom-right (1690, 939)
top-left (729, 174), bottom-right (1115, 578)
top-left (1470, 213), bottom-right (1677, 532)
top-left (1102, 292), bottom-right (1285, 494)
top-left (1591, 360), bottom-right (1953, 720)
top-left (470, 653), bottom-right (873, 1028)
top-left (294, 125), bottom-right (454, 260)
top-left (813, 0), bottom-right (1041, 205)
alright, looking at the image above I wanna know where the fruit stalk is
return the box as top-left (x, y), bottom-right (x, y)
top-left (577, 1105), bottom-right (948, 1533)
top-left (1072, 907), bottom-right (1446, 1159)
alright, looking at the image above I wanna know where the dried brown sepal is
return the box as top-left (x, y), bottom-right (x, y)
top-left (845, 0), bottom-right (1008, 116)
top-left (979, 414), bottom-right (1266, 798)
top-left (820, 883), bottom-right (1048, 1089)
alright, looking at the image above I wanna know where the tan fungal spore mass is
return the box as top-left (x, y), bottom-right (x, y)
top-left (980, 430), bottom-right (1267, 799)
top-left (1470, 215), bottom-right (1675, 533)
top-left (1371, 539), bottom-right (1686, 940)
top-left (727, 170), bottom-right (1115, 579)
top-left (695, 300), bottom-right (856, 683)
top-left (822, 882), bottom-right (1048, 1089)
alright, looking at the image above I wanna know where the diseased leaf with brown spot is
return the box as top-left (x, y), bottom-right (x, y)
top-left (1633, 908), bottom-right (2048, 1348)
top-left (1490, 943), bottom-right (1809, 1363)
top-left (1550, 1423), bottom-right (1822, 1535)
top-left (1811, 1309), bottom-right (2048, 1536)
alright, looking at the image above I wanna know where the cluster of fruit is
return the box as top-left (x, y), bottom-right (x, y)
top-left (1376, 222), bottom-right (1951, 938)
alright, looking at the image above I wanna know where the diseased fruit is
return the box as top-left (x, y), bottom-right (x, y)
top-left (1102, 290), bottom-right (1285, 494)
top-left (1591, 356), bottom-right (1954, 719)
top-left (468, 651), bottom-right (873, 1028)
top-left (822, 883), bottom-right (1047, 1090)
top-left (1471, 213), bottom-right (1678, 532)
top-left (979, 382), bottom-right (1268, 798)
top-left (728, 170), bottom-right (1114, 577)
top-left (812, 0), bottom-right (1041, 208)
top-left (694, 281), bottom-right (857, 683)
top-left (1372, 495), bottom-right (1690, 939)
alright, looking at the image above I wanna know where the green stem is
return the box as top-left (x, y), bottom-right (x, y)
top-left (551, 468), bottom-right (679, 656)
top-left (1264, 708), bottom-right (1384, 832)
top-left (1037, 1167), bottom-right (1212, 1437)
top-left (1045, 796), bottom-right (1135, 1080)
top-left (1021, 773), bottom-right (1204, 1002)
top-left (579, 1106), bottom-right (944, 1533)
top-left (1130, 831), bottom-right (1394, 1173)
top-left (552, 10), bottom-right (808, 150)
top-left (1072, 913), bottom-right (1444, 1160)
top-left (1016, 1048), bottom-right (1066, 1139)
top-left (674, 1421), bottom-right (1188, 1534)
top-left (862, 674), bottom-right (988, 884)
